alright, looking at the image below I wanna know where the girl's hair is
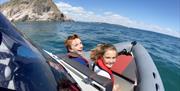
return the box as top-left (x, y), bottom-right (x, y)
top-left (90, 43), bottom-right (117, 62)
top-left (64, 34), bottom-right (80, 52)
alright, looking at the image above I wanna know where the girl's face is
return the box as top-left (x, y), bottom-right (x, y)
top-left (103, 50), bottom-right (117, 68)
top-left (70, 38), bottom-right (83, 55)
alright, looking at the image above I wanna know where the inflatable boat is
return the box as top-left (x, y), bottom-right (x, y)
top-left (0, 12), bottom-right (164, 91)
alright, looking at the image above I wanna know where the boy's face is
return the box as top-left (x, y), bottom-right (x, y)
top-left (69, 38), bottom-right (83, 55)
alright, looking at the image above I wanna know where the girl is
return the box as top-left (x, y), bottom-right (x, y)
top-left (91, 44), bottom-right (117, 83)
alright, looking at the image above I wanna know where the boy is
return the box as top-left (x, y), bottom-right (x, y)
top-left (64, 34), bottom-right (89, 66)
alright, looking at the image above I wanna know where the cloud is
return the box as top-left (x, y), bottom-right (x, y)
top-left (55, 2), bottom-right (180, 38)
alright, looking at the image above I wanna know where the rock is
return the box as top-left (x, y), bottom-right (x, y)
top-left (0, 0), bottom-right (71, 22)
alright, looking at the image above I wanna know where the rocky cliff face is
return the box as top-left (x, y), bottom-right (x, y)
top-left (0, 0), bottom-right (69, 22)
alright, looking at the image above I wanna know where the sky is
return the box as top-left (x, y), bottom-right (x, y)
top-left (0, 0), bottom-right (180, 38)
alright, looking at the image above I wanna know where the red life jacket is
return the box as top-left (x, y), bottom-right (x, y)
top-left (97, 58), bottom-right (114, 84)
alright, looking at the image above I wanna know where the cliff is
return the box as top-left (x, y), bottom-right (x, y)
top-left (0, 0), bottom-right (70, 22)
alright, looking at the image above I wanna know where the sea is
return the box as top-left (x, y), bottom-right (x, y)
top-left (15, 21), bottom-right (180, 91)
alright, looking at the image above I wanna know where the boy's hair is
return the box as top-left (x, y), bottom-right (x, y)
top-left (64, 34), bottom-right (80, 52)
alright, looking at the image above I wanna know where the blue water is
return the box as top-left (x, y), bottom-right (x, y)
top-left (15, 21), bottom-right (180, 91)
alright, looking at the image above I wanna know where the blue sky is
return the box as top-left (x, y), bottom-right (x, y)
top-left (1, 0), bottom-right (180, 37)
top-left (55, 0), bottom-right (180, 31)
top-left (54, 0), bottom-right (180, 37)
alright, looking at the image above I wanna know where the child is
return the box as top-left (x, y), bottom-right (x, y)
top-left (91, 44), bottom-right (117, 83)
top-left (64, 34), bottom-right (89, 67)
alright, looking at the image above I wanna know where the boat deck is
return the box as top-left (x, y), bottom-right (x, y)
top-left (56, 51), bottom-right (137, 91)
